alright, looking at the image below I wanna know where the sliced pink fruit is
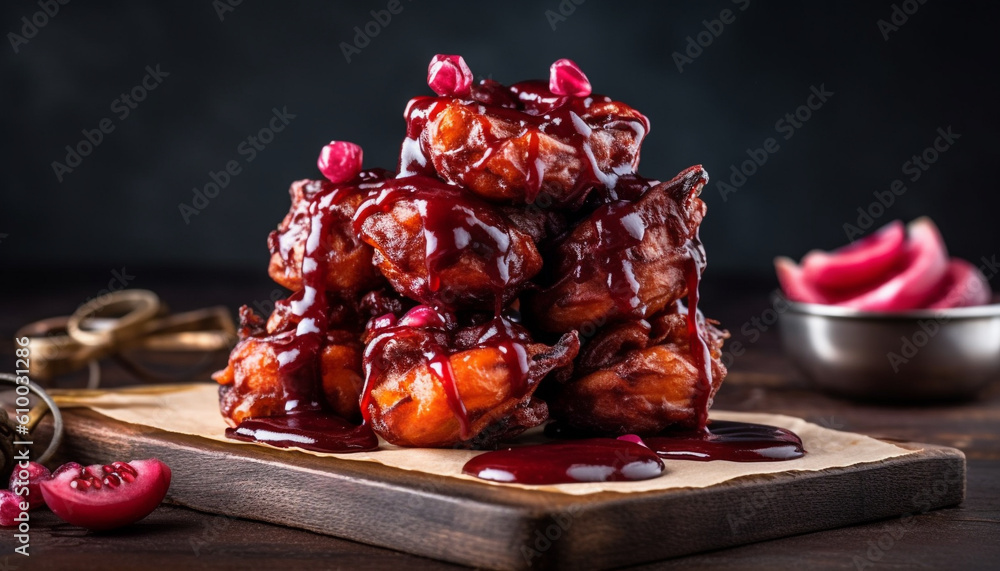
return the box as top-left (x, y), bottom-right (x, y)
top-left (40, 459), bottom-right (171, 531)
top-left (802, 220), bottom-right (906, 290)
top-left (836, 217), bottom-right (949, 311)
top-left (775, 256), bottom-right (836, 304)
top-left (925, 259), bottom-right (992, 309)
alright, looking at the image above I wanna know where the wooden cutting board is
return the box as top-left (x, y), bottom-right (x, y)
top-left (56, 408), bottom-right (964, 570)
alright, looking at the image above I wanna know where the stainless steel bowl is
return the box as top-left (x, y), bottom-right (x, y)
top-left (775, 292), bottom-right (1000, 402)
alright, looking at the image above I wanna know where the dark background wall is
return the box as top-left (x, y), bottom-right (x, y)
top-left (3, 0), bottom-right (998, 282)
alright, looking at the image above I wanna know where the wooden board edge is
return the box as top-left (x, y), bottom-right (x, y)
top-left (54, 409), bottom-right (968, 571)
top-left (551, 445), bottom-right (966, 569)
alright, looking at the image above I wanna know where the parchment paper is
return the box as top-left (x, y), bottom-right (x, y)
top-left (52, 383), bottom-right (916, 495)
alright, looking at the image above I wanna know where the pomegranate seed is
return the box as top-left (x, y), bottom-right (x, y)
top-left (549, 59), bottom-right (591, 97)
top-left (103, 474), bottom-right (122, 488)
top-left (103, 465), bottom-right (115, 474)
top-left (399, 305), bottom-right (447, 328)
top-left (71, 478), bottom-right (91, 490)
top-left (427, 54), bottom-right (473, 97)
top-left (119, 471), bottom-right (136, 484)
top-left (317, 141), bottom-right (363, 184)
top-left (114, 462), bottom-right (138, 477)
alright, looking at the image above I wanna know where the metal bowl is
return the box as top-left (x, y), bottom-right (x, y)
top-left (775, 292), bottom-right (1000, 402)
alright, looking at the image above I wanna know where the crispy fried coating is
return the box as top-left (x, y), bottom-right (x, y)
top-left (547, 304), bottom-right (728, 435)
top-left (319, 329), bottom-right (365, 423)
top-left (361, 309), bottom-right (579, 448)
top-left (412, 81), bottom-right (648, 205)
top-left (527, 166), bottom-right (709, 332)
top-left (354, 177), bottom-right (543, 310)
top-left (215, 303), bottom-right (378, 425)
top-left (215, 307), bottom-right (289, 425)
top-left (267, 176), bottom-right (387, 293)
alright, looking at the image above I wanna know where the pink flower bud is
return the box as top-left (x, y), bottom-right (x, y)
top-left (317, 141), bottom-right (363, 183)
top-left (427, 54), bottom-right (473, 97)
top-left (549, 58), bottom-right (592, 97)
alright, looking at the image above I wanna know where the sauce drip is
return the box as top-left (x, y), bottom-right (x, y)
top-left (685, 230), bottom-right (712, 432)
top-left (580, 198), bottom-right (649, 315)
top-left (359, 308), bottom-right (530, 441)
top-left (644, 420), bottom-right (805, 462)
top-left (226, 412), bottom-right (378, 454)
top-left (360, 315), bottom-right (471, 436)
top-left (269, 183), bottom-right (339, 413)
top-left (468, 316), bottom-right (531, 397)
top-left (543, 420), bottom-right (805, 463)
top-left (353, 176), bottom-right (523, 311)
top-left (227, 176), bottom-right (384, 454)
top-left (462, 438), bottom-right (664, 485)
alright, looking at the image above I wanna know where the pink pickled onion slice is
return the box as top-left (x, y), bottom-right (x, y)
top-left (802, 220), bottom-right (906, 290)
top-left (925, 258), bottom-right (992, 309)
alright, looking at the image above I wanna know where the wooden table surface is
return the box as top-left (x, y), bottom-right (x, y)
top-left (2, 270), bottom-right (998, 570)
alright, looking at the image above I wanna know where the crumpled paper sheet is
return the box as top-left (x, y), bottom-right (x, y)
top-left (52, 383), bottom-right (916, 495)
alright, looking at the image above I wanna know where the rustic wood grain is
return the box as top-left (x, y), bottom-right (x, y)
top-left (50, 407), bottom-right (965, 570)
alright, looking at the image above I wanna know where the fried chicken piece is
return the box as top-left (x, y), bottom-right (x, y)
top-left (215, 307), bottom-right (290, 425)
top-left (547, 304), bottom-right (728, 435)
top-left (401, 80), bottom-right (648, 206)
top-left (214, 303), bottom-right (377, 425)
top-left (527, 166), bottom-right (709, 333)
top-left (267, 173), bottom-right (390, 293)
top-left (361, 306), bottom-right (579, 448)
top-left (353, 176), bottom-right (543, 310)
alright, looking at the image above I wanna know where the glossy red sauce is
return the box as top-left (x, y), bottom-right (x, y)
top-left (227, 63), bottom-right (806, 473)
top-left (227, 175), bottom-right (384, 453)
top-left (353, 176), bottom-right (524, 311)
top-left (644, 420), bottom-right (805, 462)
top-left (399, 79), bottom-right (648, 206)
top-left (359, 307), bottom-right (530, 440)
top-left (462, 438), bottom-right (664, 485)
top-left (226, 412), bottom-right (378, 453)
